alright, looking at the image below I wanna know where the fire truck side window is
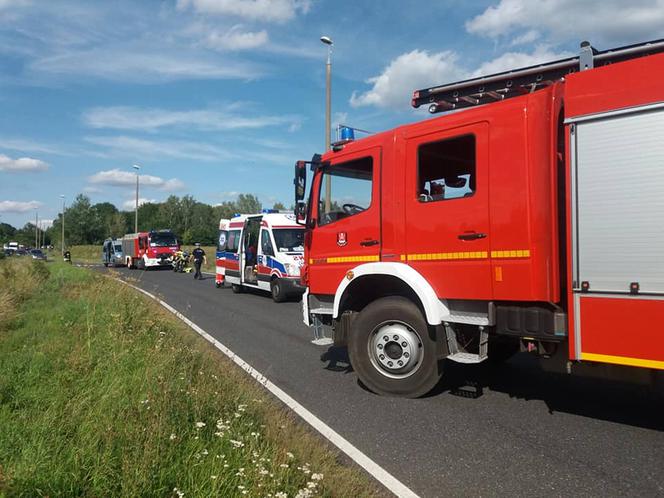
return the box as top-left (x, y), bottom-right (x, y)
top-left (318, 156), bottom-right (373, 226)
top-left (417, 134), bottom-right (476, 202)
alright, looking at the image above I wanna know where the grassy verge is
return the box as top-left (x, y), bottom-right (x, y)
top-left (0, 259), bottom-right (382, 497)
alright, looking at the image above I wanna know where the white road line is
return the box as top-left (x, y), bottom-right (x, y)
top-left (118, 279), bottom-right (420, 498)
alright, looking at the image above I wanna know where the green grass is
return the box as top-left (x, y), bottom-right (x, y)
top-left (0, 259), bottom-right (381, 497)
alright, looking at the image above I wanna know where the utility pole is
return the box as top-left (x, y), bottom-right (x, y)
top-left (60, 195), bottom-right (66, 256)
top-left (321, 35), bottom-right (333, 213)
top-left (34, 210), bottom-right (38, 248)
top-left (133, 164), bottom-right (140, 233)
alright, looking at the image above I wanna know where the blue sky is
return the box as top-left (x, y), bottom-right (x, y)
top-left (1, 0), bottom-right (663, 228)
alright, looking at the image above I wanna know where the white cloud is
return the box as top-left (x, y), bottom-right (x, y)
top-left (350, 50), bottom-right (465, 109)
top-left (216, 191), bottom-right (241, 203)
top-left (82, 186), bottom-right (102, 194)
top-left (471, 45), bottom-right (573, 77)
top-left (0, 200), bottom-right (42, 213)
top-left (204, 25), bottom-right (268, 51)
top-left (82, 106), bottom-right (301, 132)
top-left (38, 218), bottom-right (54, 229)
top-left (30, 48), bottom-right (262, 83)
top-left (350, 46), bottom-right (571, 109)
top-left (88, 169), bottom-right (185, 192)
top-left (466, 0), bottom-right (664, 44)
top-left (0, 154), bottom-right (48, 172)
top-left (0, 138), bottom-right (69, 155)
top-left (122, 198), bottom-right (157, 210)
top-left (177, 0), bottom-right (310, 23)
top-left (84, 135), bottom-right (228, 162)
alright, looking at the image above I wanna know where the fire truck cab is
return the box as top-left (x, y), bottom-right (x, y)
top-left (217, 211), bottom-right (306, 302)
top-left (122, 230), bottom-right (180, 270)
top-left (295, 39), bottom-right (664, 397)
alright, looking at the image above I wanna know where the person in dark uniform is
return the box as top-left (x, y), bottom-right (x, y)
top-left (191, 243), bottom-right (207, 280)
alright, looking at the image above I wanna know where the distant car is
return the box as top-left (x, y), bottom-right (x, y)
top-left (30, 249), bottom-right (47, 260)
top-left (15, 249), bottom-right (28, 257)
top-left (102, 238), bottom-right (124, 267)
top-left (3, 248), bottom-right (15, 257)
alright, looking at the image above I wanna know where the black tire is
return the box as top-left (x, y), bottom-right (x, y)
top-left (348, 296), bottom-right (441, 398)
top-left (270, 279), bottom-right (287, 303)
top-left (231, 283), bottom-right (243, 294)
top-left (103, 262), bottom-right (109, 267)
top-left (215, 281), bottom-right (222, 289)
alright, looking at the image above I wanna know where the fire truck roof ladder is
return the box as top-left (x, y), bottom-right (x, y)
top-left (413, 38), bottom-right (664, 114)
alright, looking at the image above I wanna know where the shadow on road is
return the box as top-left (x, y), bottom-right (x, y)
top-left (321, 345), bottom-right (664, 431)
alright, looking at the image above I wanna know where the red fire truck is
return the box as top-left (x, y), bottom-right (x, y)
top-left (294, 39), bottom-right (664, 397)
top-left (122, 230), bottom-right (180, 270)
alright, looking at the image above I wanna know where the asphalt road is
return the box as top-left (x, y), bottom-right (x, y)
top-left (99, 266), bottom-right (664, 498)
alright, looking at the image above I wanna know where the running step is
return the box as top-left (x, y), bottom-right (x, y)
top-left (311, 315), bottom-right (333, 346)
top-left (447, 352), bottom-right (488, 364)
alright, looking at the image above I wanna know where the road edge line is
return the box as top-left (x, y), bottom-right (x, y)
top-left (117, 279), bottom-right (419, 498)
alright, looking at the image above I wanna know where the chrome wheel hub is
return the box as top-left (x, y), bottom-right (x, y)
top-left (369, 321), bottom-right (423, 379)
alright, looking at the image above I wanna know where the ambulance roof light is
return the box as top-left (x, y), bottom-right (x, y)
top-left (262, 208), bottom-right (278, 214)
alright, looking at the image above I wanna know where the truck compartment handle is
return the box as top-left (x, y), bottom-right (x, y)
top-left (458, 232), bottom-right (487, 241)
top-left (360, 239), bottom-right (379, 247)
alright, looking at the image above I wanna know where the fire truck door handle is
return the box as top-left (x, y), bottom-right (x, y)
top-left (458, 232), bottom-right (487, 241)
top-left (360, 239), bottom-right (379, 247)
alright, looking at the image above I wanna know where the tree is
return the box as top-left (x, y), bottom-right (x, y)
top-left (0, 222), bottom-right (16, 244)
top-left (236, 194), bottom-right (261, 214)
top-left (109, 212), bottom-right (128, 238)
top-left (66, 194), bottom-right (97, 245)
top-left (272, 202), bottom-right (286, 210)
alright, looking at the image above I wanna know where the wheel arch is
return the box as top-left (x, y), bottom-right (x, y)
top-left (333, 262), bottom-right (449, 325)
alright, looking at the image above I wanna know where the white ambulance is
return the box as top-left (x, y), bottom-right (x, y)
top-left (216, 210), bottom-right (305, 302)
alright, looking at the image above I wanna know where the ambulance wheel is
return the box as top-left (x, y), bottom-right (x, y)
top-left (270, 279), bottom-right (287, 303)
top-left (231, 284), bottom-right (243, 294)
top-left (349, 296), bottom-right (441, 398)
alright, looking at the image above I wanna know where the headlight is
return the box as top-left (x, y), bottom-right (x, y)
top-left (284, 263), bottom-right (300, 276)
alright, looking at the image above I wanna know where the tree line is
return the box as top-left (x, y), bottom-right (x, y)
top-left (1, 193), bottom-right (286, 248)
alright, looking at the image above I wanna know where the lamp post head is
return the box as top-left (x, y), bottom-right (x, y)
top-left (132, 164), bottom-right (140, 170)
top-left (320, 36), bottom-right (333, 46)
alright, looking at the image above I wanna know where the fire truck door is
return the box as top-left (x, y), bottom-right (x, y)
top-left (307, 147), bottom-right (381, 295)
top-left (404, 123), bottom-right (492, 299)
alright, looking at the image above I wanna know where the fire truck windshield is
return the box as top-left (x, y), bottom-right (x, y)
top-left (273, 229), bottom-right (305, 252)
top-left (150, 232), bottom-right (177, 247)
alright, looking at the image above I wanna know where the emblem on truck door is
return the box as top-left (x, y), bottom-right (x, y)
top-left (337, 232), bottom-right (347, 247)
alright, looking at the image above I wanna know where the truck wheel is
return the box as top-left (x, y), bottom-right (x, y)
top-left (231, 284), bottom-right (243, 294)
top-left (348, 296), bottom-right (441, 398)
top-left (270, 279), bottom-right (287, 302)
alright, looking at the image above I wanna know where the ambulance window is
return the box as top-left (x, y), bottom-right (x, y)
top-left (218, 230), bottom-right (228, 251)
top-left (261, 230), bottom-right (274, 256)
top-left (318, 156), bottom-right (373, 226)
top-left (227, 230), bottom-right (241, 253)
top-left (418, 135), bottom-right (475, 202)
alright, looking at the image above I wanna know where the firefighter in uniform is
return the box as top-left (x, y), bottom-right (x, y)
top-left (191, 243), bottom-right (207, 280)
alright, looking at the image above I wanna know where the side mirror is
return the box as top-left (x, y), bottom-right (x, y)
top-left (295, 200), bottom-right (307, 225)
top-left (294, 160), bottom-right (307, 203)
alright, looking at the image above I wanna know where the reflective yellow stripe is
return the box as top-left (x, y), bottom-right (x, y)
top-left (406, 251), bottom-right (488, 261)
top-left (581, 352), bottom-right (664, 370)
top-left (491, 249), bottom-right (530, 259)
top-left (309, 249), bottom-right (531, 265)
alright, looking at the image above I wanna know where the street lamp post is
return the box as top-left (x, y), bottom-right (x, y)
top-left (133, 164), bottom-right (140, 233)
top-left (59, 195), bottom-right (66, 257)
top-left (320, 35), bottom-right (333, 213)
top-left (34, 210), bottom-right (38, 248)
